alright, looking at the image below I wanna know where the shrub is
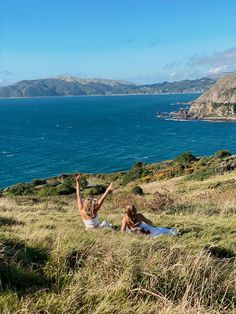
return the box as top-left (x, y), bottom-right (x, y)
top-left (185, 167), bottom-right (216, 181)
top-left (141, 169), bottom-right (151, 177)
top-left (141, 175), bottom-right (153, 183)
top-left (56, 178), bottom-right (76, 195)
top-left (79, 176), bottom-right (88, 189)
top-left (198, 156), bottom-right (211, 166)
top-left (8, 183), bottom-right (34, 196)
top-left (175, 151), bottom-right (197, 167)
top-left (54, 176), bottom-right (87, 195)
top-left (218, 157), bottom-right (236, 173)
top-left (32, 179), bottom-right (47, 186)
top-left (148, 192), bottom-right (173, 211)
top-left (131, 186), bottom-right (143, 195)
top-left (154, 171), bottom-right (172, 181)
top-left (86, 184), bottom-right (107, 196)
top-left (214, 150), bottom-right (231, 159)
top-left (57, 185), bottom-right (76, 195)
top-left (37, 185), bottom-right (58, 197)
top-left (169, 164), bottom-right (185, 176)
top-left (122, 162), bottom-right (145, 185)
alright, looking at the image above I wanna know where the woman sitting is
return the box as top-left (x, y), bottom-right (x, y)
top-left (121, 204), bottom-right (177, 237)
top-left (76, 174), bottom-right (113, 229)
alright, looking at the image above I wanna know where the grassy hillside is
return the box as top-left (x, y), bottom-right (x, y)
top-left (0, 151), bottom-right (235, 313)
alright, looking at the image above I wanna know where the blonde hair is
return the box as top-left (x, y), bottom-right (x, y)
top-left (126, 203), bottom-right (137, 227)
top-left (83, 197), bottom-right (97, 218)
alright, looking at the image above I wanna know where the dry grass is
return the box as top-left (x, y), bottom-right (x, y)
top-left (0, 171), bottom-right (236, 313)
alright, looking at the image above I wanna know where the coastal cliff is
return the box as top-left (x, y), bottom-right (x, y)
top-left (175, 73), bottom-right (236, 121)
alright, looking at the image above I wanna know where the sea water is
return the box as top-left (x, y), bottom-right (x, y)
top-left (1, 94), bottom-right (236, 187)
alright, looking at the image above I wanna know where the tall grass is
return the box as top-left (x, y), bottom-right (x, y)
top-left (0, 168), bottom-right (236, 313)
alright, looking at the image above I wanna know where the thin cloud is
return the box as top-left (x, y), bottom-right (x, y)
top-left (188, 47), bottom-right (236, 67)
top-left (0, 69), bottom-right (12, 76)
top-left (163, 61), bottom-right (181, 69)
top-left (207, 65), bottom-right (229, 75)
top-left (116, 39), bottom-right (135, 44)
top-left (148, 41), bottom-right (159, 47)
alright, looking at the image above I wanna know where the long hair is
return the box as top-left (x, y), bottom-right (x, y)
top-left (126, 203), bottom-right (138, 227)
top-left (83, 197), bottom-right (97, 218)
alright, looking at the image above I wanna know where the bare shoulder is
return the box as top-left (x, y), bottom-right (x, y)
top-left (122, 215), bottom-right (128, 222)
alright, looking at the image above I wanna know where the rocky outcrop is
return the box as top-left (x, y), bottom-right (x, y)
top-left (186, 73), bottom-right (236, 120)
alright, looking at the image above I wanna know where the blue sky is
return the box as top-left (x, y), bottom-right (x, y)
top-left (0, 0), bottom-right (236, 85)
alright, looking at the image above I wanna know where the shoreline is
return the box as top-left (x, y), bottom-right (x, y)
top-left (0, 91), bottom-right (202, 100)
top-left (2, 151), bottom-right (235, 190)
top-left (161, 116), bottom-right (236, 123)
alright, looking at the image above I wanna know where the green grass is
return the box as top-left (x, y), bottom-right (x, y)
top-left (1, 152), bottom-right (236, 313)
top-left (0, 187), bottom-right (235, 313)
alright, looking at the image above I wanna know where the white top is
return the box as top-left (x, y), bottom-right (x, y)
top-left (82, 215), bottom-right (99, 229)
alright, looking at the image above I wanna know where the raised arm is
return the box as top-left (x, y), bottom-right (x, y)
top-left (96, 183), bottom-right (113, 210)
top-left (76, 174), bottom-right (83, 210)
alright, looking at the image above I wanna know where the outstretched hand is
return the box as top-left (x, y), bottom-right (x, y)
top-left (108, 183), bottom-right (114, 192)
top-left (75, 174), bottom-right (81, 183)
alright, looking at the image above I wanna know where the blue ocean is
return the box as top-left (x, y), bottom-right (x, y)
top-left (1, 94), bottom-right (236, 188)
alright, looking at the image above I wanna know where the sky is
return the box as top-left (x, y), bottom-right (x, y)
top-left (0, 0), bottom-right (236, 85)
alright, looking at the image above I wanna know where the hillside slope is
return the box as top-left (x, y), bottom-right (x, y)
top-left (0, 77), bottom-right (135, 97)
top-left (0, 151), bottom-right (235, 313)
top-left (0, 76), bottom-right (215, 97)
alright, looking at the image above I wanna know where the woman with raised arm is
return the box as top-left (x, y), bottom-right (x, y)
top-left (76, 174), bottom-right (114, 229)
top-left (121, 204), bottom-right (177, 237)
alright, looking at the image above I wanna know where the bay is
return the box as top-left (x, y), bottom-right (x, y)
top-left (1, 94), bottom-right (236, 188)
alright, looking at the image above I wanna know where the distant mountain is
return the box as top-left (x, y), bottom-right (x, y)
top-left (128, 77), bottom-right (215, 95)
top-left (0, 76), bottom-right (216, 98)
top-left (0, 77), bottom-right (135, 98)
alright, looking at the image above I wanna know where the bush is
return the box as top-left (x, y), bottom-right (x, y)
top-left (32, 179), bottom-right (47, 186)
top-left (214, 150), bottom-right (231, 159)
top-left (8, 183), bottom-right (34, 196)
top-left (175, 152), bottom-right (197, 167)
top-left (56, 178), bottom-right (76, 195)
top-left (131, 186), bottom-right (143, 195)
top-left (86, 184), bottom-right (107, 196)
top-left (141, 175), bottom-right (153, 183)
top-left (218, 157), bottom-right (236, 173)
top-left (141, 169), bottom-right (151, 177)
top-left (37, 185), bottom-right (58, 197)
top-left (122, 162), bottom-right (145, 185)
top-left (175, 152), bottom-right (197, 166)
top-left (80, 176), bottom-right (88, 189)
top-left (148, 192), bottom-right (173, 211)
top-left (56, 184), bottom-right (76, 195)
top-left (185, 167), bottom-right (216, 181)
